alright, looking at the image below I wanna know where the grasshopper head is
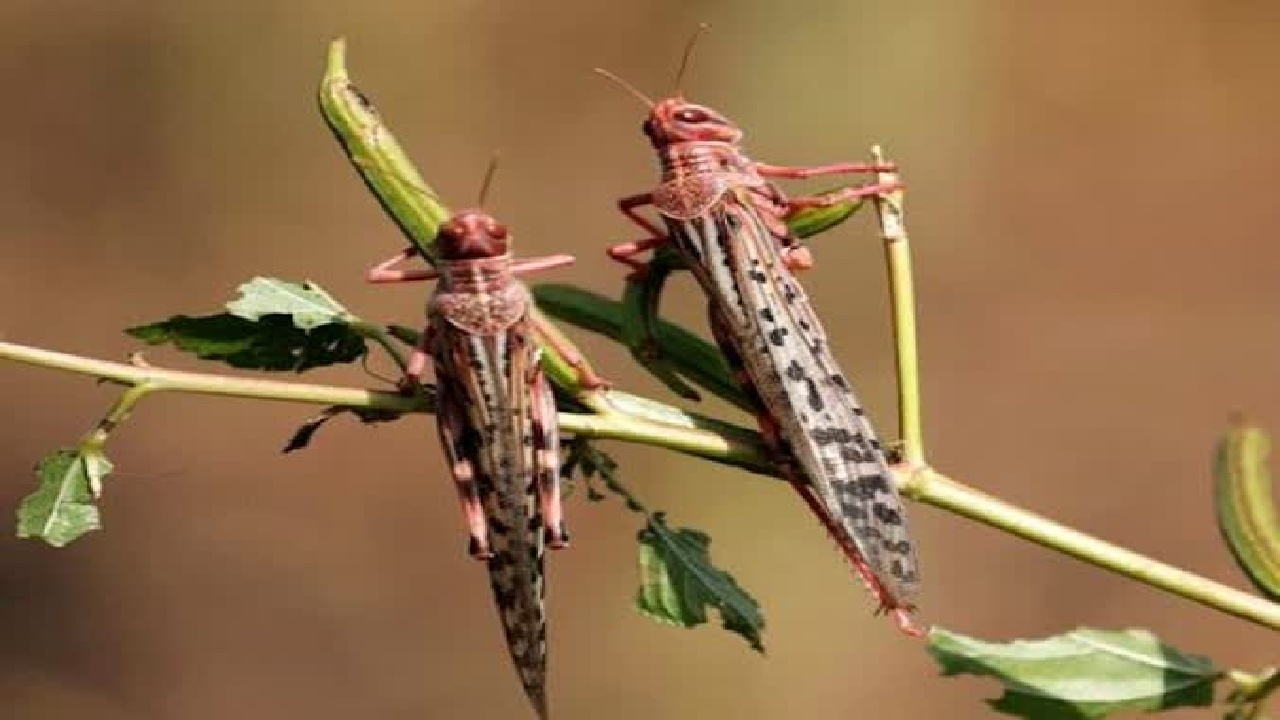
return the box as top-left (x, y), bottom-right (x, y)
top-left (435, 210), bottom-right (510, 260)
top-left (643, 97), bottom-right (743, 147)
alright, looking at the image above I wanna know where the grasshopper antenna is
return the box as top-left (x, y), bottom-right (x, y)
top-left (477, 152), bottom-right (501, 207)
top-left (672, 23), bottom-right (710, 96)
top-left (592, 68), bottom-right (655, 108)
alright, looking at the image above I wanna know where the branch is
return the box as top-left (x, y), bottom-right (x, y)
top-left (869, 146), bottom-right (926, 468)
top-left (4, 338), bottom-right (1278, 632)
top-left (911, 470), bottom-right (1280, 631)
top-left (0, 340), bottom-right (770, 473)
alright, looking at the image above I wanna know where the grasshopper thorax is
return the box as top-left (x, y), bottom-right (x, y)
top-left (436, 209), bottom-right (510, 260)
top-left (643, 97), bottom-right (743, 148)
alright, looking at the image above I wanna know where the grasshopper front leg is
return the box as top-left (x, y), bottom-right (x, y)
top-left (608, 193), bottom-right (669, 278)
top-left (397, 324), bottom-right (433, 393)
top-left (785, 181), bottom-right (902, 212)
top-left (754, 161), bottom-right (897, 180)
top-left (607, 195), bottom-right (711, 399)
top-left (753, 163), bottom-right (903, 256)
top-left (366, 247), bottom-right (440, 284)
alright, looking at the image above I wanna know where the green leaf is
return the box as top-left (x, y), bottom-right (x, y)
top-left (224, 277), bottom-right (351, 329)
top-left (318, 38), bottom-right (448, 257)
top-left (127, 313), bottom-right (366, 372)
top-left (17, 448), bottom-right (113, 547)
top-left (558, 439), bottom-right (768, 648)
top-left (126, 277), bottom-right (367, 372)
top-left (929, 627), bottom-right (1222, 719)
top-left (618, 248), bottom-right (706, 402)
top-left (1213, 421), bottom-right (1280, 601)
top-left (636, 513), bottom-right (766, 653)
top-left (788, 191), bottom-right (865, 240)
top-left (533, 284), bottom-right (748, 410)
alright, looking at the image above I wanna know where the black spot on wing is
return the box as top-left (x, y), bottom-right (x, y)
top-left (873, 503), bottom-right (902, 525)
top-left (846, 473), bottom-right (891, 501)
top-left (856, 525), bottom-right (884, 541)
top-left (883, 539), bottom-right (913, 554)
top-left (890, 558), bottom-right (918, 583)
top-left (784, 360), bottom-right (804, 382)
top-left (805, 376), bottom-right (824, 411)
top-left (840, 443), bottom-right (875, 463)
top-left (810, 426), bottom-right (852, 445)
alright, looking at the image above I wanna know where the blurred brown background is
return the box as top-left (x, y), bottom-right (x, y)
top-left (1, 1), bottom-right (1277, 718)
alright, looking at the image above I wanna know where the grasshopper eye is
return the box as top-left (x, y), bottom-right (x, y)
top-left (675, 108), bottom-right (710, 123)
top-left (488, 223), bottom-right (509, 240)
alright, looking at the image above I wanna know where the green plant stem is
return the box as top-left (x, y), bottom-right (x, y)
top-left (870, 145), bottom-right (926, 468)
top-left (3, 341), bottom-right (423, 412)
top-left (911, 468), bottom-right (1280, 630)
top-left (1229, 666), bottom-right (1280, 713)
top-left (346, 319), bottom-right (411, 373)
top-left (4, 337), bottom-right (1278, 631)
top-left (0, 340), bottom-right (766, 471)
top-left (81, 383), bottom-right (156, 452)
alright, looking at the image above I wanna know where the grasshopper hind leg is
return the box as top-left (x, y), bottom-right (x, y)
top-left (434, 376), bottom-right (493, 559)
top-left (529, 359), bottom-right (568, 550)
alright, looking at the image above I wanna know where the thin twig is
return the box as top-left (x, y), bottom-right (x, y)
top-left (912, 468), bottom-right (1280, 630)
top-left (3, 337), bottom-right (1277, 631)
top-left (870, 145), bottom-right (926, 469)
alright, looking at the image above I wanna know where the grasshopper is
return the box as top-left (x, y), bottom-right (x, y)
top-left (366, 179), bottom-right (593, 717)
top-left (597, 38), bottom-right (923, 635)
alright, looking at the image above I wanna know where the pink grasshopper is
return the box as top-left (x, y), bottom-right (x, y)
top-left (597, 41), bottom-right (923, 635)
top-left (367, 200), bottom-right (595, 718)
